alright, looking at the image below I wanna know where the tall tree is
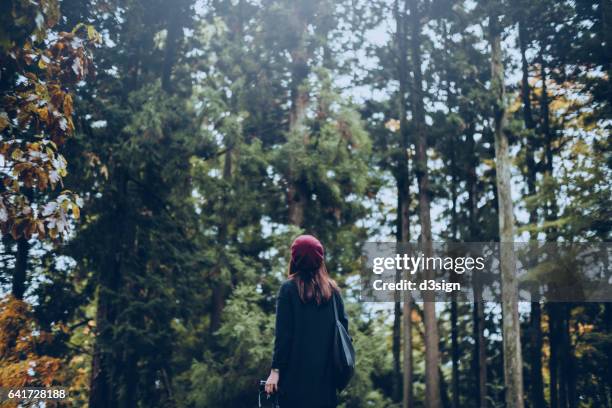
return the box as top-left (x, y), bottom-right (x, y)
top-left (487, 2), bottom-right (524, 407)
top-left (408, 0), bottom-right (441, 407)
top-left (514, 1), bottom-right (546, 405)
top-left (392, 0), bottom-right (413, 405)
top-left (70, 1), bottom-right (200, 406)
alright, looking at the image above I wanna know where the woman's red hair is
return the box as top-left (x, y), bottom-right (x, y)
top-left (289, 262), bottom-right (338, 304)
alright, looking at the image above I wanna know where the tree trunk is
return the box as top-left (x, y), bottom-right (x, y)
top-left (472, 287), bottom-right (488, 408)
top-left (286, 7), bottom-right (309, 228)
top-left (392, 1), bottom-right (413, 405)
top-left (445, 20), bottom-right (460, 408)
top-left (529, 301), bottom-right (545, 408)
top-left (89, 234), bottom-right (130, 407)
top-left (89, 296), bottom-right (112, 408)
top-left (549, 303), bottom-right (559, 407)
top-left (209, 278), bottom-right (227, 334)
top-left (605, 303), bottom-right (612, 407)
top-left (488, 6), bottom-right (524, 408)
top-left (12, 236), bottom-right (28, 300)
top-left (449, 95), bottom-right (460, 408)
top-left (210, 149), bottom-right (233, 334)
top-left (89, 170), bottom-right (128, 408)
top-left (450, 298), bottom-right (459, 408)
top-left (518, 17), bottom-right (547, 408)
top-left (287, 183), bottom-right (306, 227)
top-left (539, 44), bottom-right (567, 408)
top-left (603, 0), bottom-right (612, 108)
top-left (563, 305), bottom-right (577, 408)
top-left (539, 53), bottom-right (559, 236)
top-left (555, 304), bottom-right (574, 408)
top-left (408, 1), bottom-right (441, 407)
top-left (402, 292), bottom-right (413, 408)
top-left (465, 122), bottom-right (488, 408)
top-left (161, 4), bottom-right (182, 93)
top-left (393, 283), bottom-right (402, 403)
top-left (119, 348), bottom-right (139, 408)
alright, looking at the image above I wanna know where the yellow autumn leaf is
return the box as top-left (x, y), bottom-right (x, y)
top-left (72, 203), bottom-right (80, 219)
top-left (507, 95), bottom-right (522, 114)
top-left (483, 158), bottom-right (495, 168)
top-left (11, 148), bottom-right (23, 160)
top-left (87, 25), bottom-right (101, 42)
top-left (37, 107), bottom-right (49, 124)
top-left (63, 94), bottom-right (73, 117)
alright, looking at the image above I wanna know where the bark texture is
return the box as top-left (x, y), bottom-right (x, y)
top-left (489, 7), bottom-right (525, 408)
top-left (409, 1), bottom-right (441, 406)
top-left (393, 1), bottom-right (413, 406)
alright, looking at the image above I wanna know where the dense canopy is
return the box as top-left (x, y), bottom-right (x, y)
top-left (0, 0), bottom-right (610, 407)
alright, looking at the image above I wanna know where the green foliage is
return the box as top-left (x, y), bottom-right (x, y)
top-left (1, 0), bottom-right (610, 407)
top-left (339, 306), bottom-right (395, 408)
top-left (179, 285), bottom-right (274, 407)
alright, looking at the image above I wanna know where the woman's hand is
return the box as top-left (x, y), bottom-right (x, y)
top-left (265, 369), bottom-right (279, 394)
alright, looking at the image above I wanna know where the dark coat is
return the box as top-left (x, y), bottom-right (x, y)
top-left (271, 279), bottom-right (349, 408)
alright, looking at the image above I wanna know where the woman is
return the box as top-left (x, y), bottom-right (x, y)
top-left (265, 235), bottom-right (349, 408)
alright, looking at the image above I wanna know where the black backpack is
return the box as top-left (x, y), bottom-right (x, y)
top-left (331, 293), bottom-right (355, 390)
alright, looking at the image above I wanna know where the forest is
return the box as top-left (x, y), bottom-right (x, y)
top-left (0, 0), bottom-right (610, 407)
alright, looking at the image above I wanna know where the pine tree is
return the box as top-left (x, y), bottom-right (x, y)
top-left (487, 1), bottom-right (525, 407)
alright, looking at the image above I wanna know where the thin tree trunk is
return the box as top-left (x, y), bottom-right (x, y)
top-left (450, 298), bottom-right (459, 408)
top-left (210, 149), bottom-right (233, 334)
top-left (161, 3), bottom-right (181, 93)
top-left (445, 20), bottom-right (460, 408)
top-left (549, 303), bottom-right (559, 407)
top-left (488, 6), bottom-right (524, 408)
top-left (565, 305), bottom-right (577, 408)
top-left (603, 0), bottom-right (612, 103)
top-left (519, 17), bottom-right (546, 408)
top-left (89, 251), bottom-right (122, 408)
top-left (120, 349), bottom-right (139, 408)
top-left (209, 279), bottom-right (226, 333)
top-left (465, 122), bottom-right (488, 408)
top-left (539, 45), bottom-right (566, 408)
top-left (539, 54), bottom-right (559, 235)
top-left (287, 183), bottom-right (305, 227)
top-left (89, 295), bottom-right (112, 408)
top-left (412, 304), bottom-right (453, 408)
top-left (286, 7), bottom-right (309, 228)
top-left (472, 286), bottom-right (487, 408)
top-left (393, 282), bottom-right (402, 402)
top-left (540, 57), bottom-right (552, 181)
top-left (89, 170), bottom-right (129, 408)
top-left (529, 301), bottom-right (545, 408)
top-left (556, 303), bottom-right (574, 408)
top-left (402, 292), bottom-right (413, 408)
top-left (12, 236), bottom-right (28, 300)
top-left (408, 1), bottom-right (441, 407)
top-left (605, 303), bottom-right (612, 407)
top-left (392, 1), bottom-right (413, 405)
top-left (449, 99), bottom-right (460, 408)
